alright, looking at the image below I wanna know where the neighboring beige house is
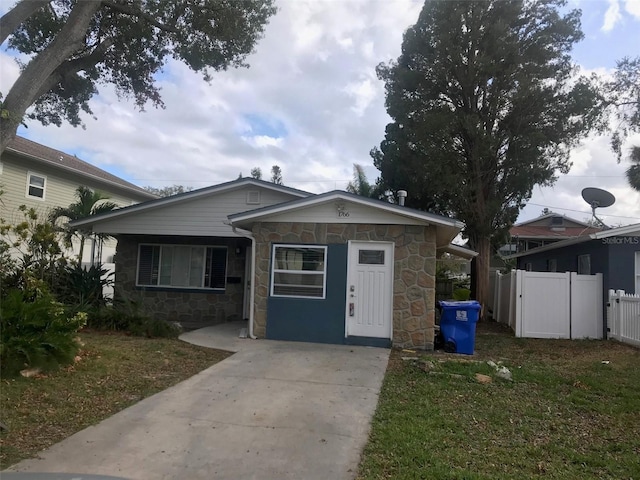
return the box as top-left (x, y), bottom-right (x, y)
top-left (0, 136), bottom-right (156, 266)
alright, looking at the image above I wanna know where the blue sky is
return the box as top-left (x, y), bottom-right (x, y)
top-left (1, 0), bottom-right (639, 226)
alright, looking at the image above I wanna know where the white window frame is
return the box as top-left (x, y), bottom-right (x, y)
top-left (577, 254), bottom-right (591, 275)
top-left (270, 244), bottom-right (327, 299)
top-left (26, 171), bottom-right (46, 200)
top-left (136, 243), bottom-right (227, 290)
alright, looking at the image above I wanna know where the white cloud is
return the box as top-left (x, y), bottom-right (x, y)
top-left (624, 0), bottom-right (640, 18)
top-left (2, 0), bottom-right (638, 226)
top-left (602, 0), bottom-right (622, 31)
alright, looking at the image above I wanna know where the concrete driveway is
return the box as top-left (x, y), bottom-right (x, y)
top-left (7, 322), bottom-right (390, 480)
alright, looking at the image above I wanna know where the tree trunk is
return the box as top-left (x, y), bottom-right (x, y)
top-left (0, 1), bottom-right (102, 155)
top-left (473, 236), bottom-right (491, 317)
top-left (0, 0), bottom-right (49, 45)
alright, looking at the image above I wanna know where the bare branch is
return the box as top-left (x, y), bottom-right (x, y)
top-left (0, 0), bottom-right (50, 45)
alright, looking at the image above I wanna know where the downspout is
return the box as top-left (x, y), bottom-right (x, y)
top-left (230, 224), bottom-right (257, 339)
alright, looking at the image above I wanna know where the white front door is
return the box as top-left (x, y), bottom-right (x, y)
top-left (346, 242), bottom-right (394, 338)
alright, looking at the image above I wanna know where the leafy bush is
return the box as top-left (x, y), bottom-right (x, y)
top-left (0, 282), bottom-right (86, 376)
top-left (85, 298), bottom-right (180, 339)
top-left (128, 318), bottom-right (181, 338)
top-left (452, 288), bottom-right (471, 301)
top-left (54, 263), bottom-right (113, 311)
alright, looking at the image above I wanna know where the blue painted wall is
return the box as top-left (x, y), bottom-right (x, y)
top-left (266, 244), bottom-right (348, 344)
top-left (515, 237), bottom-right (638, 294)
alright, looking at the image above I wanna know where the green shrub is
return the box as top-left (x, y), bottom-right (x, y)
top-left (0, 284), bottom-right (86, 376)
top-left (452, 288), bottom-right (471, 301)
top-left (86, 306), bottom-right (180, 339)
top-left (128, 318), bottom-right (181, 338)
top-left (54, 263), bottom-right (113, 311)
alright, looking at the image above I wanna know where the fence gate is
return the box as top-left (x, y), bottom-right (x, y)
top-left (516, 271), bottom-right (571, 338)
top-left (494, 270), bottom-right (603, 339)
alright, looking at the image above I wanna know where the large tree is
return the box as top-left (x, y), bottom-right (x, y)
top-left (143, 184), bottom-right (192, 197)
top-left (372, 0), bottom-right (599, 307)
top-left (0, 0), bottom-right (276, 154)
top-left (602, 57), bottom-right (640, 191)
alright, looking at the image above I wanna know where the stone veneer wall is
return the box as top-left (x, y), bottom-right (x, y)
top-left (115, 235), bottom-right (249, 329)
top-left (251, 223), bottom-right (437, 350)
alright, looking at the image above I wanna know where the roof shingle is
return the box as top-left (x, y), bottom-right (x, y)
top-left (5, 136), bottom-right (155, 199)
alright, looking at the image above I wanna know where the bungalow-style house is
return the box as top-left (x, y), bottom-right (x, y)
top-left (71, 178), bottom-right (472, 350)
top-left (0, 136), bottom-right (156, 264)
top-left (506, 223), bottom-right (640, 330)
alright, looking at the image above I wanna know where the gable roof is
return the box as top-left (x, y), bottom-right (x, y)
top-left (505, 222), bottom-right (640, 259)
top-left (4, 136), bottom-right (156, 200)
top-left (514, 212), bottom-right (593, 228)
top-left (229, 190), bottom-right (465, 247)
top-left (70, 177), bottom-right (311, 228)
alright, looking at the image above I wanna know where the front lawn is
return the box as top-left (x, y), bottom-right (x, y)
top-left (0, 332), bottom-right (230, 469)
top-left (358, 322), bottom-right (640, 480)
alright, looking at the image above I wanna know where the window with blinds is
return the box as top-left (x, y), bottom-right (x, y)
top-left (270, 245), bottom-right (326, 298)
top-left (137, 244), bottom-right (227, 290)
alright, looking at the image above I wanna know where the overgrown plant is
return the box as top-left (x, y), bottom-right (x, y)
top-left (55, 263), bottom-right (113, 312)
top-left (0, 279), bottom-right (87, 376)
top-left (0, 204), bottom-right (68, 293)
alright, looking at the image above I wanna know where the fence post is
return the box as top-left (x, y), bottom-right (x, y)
top-left (613, 290), bottom-right (625, 341)
top-left (515, 270), bottom-right (523, 337)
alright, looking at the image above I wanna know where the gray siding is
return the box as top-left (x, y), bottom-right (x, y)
top-left (92, 187), bottom-right (300, 236)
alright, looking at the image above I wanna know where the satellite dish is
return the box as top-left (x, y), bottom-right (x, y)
top-left (582, 187), bottom-right (615, 209)
top-left (581, 187), bottom-right (615, 229)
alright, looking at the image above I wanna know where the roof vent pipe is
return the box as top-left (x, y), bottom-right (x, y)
top-left (397, 190), bottom-right (407, 206)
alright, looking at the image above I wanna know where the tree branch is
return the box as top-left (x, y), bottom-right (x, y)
top-left (0, 0), bottom-right (50, 45)
top-left (101, 0), bottom-right (179, 33)
top-left (33, 37), bottom-right (116, 101)
top-left (0, 1), bottom-right (102, 154)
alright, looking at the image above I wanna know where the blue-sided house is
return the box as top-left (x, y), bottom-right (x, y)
top-left (72, 178), bottom-right (472, 350)
top-left (506, 222), bottom-right (640, 332)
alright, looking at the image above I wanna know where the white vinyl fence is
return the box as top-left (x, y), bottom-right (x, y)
top-left (608, 290), bottom-right (640, 347)
top-left (491, 270), bottom-right (603, 339)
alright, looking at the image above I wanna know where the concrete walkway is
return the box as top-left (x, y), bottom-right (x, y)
top-left (7, 322), bottom-right (390, 480)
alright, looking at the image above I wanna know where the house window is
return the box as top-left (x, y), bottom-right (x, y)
top-left (271, 245), bottom-right (327, 298)
top-left (547, 259), bottom-right (557, 272)
top-left (577, 254), bottom-right (591, 275)
top-left (137, 244), bottom-right (227, 289)
top-left (359, 249), bottom-right (385, 265)
top-left (525, 263), bottom-right (532, 271)
top-left (26, 172), bottom-right (46, 199)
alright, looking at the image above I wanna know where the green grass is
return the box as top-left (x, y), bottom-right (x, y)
top-left (0, 331), bottom-right (231, 469)
top-left (358, 322), bottom-right (640, 480)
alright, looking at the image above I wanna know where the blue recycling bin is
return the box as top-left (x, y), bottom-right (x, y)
top-left (438, 300), bottom-right (481, 355)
